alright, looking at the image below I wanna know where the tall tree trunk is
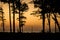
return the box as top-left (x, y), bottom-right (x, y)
top-left (9, 2), bottom-right (12, 32)
top-left (47, 13), bottom-right (51, 32)
top-left (19, 0), bottom-right (21, 33)
top-left (54, 13), bottom-right (57, 33)
top-left (13, 0), bottom-right (15, 32)
top-left (19, 11), bottom-right (21, 32)
top-left (42, 0), bottom-right (45, 33)
top-left (42, 13), bottom-right (45, 33)
top-left (2, 12), bottom-right (4, 32)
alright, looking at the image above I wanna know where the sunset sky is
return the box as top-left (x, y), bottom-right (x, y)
top-left (0, 0), bottom-right (60, 33)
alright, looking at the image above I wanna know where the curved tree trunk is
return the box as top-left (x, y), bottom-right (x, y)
top-left (54, 13), bottom-right (57, 33)
top-left (47, 13), bottom-right (51, 32)
top-left (55, 18), bottom-right (57, 33)
top-left (52, 13), bottom-right (60, 32)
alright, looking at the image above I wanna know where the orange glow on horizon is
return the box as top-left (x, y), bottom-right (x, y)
top-left (0, 0), bottom-right (60, 33)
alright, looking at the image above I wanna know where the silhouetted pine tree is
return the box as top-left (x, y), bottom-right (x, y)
top-left (17, 12), bottom-right (26, 32)
top-left (0, 0), bottom-right (12, 32)
top-left (32, 0), bottom-right (47, 33)
top-left (16, 0), bottom-right (28, 32)
top-left (0, 6), bottom-right (6, 32)
top-left (12, 0), bottom-right (17, 32)
top-left (8, 0), bottom-right (12, 32)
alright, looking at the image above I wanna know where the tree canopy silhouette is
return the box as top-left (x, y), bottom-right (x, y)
top-left (30, 0), bottom-right (60, 33)
top-left (16, 1), bottom-right (28, 32)
top-left (0, 0), bottom-right (28, 32)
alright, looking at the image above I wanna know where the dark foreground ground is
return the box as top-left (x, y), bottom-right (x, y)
top-left (0, 32), bottom-right (60, 40)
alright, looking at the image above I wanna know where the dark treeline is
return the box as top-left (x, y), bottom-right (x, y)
top-left (30, 0), bottom-right (60, 33)
top-left (0, 0), bottom-right (28, 33)
top-left (0, 0), bottom-right (60, 33)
